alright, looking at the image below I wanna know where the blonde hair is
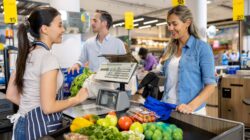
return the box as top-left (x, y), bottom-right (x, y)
top-left (161, 5), bottom-right (200, 63)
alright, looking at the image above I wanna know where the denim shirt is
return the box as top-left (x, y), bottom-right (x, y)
top-left (161, 35), bottom-right (216, 110)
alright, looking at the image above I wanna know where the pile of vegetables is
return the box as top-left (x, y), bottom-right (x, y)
top-left (70, 68), bottom-right (93, 97)
top-left (75, 124), bottom-right (129, 140)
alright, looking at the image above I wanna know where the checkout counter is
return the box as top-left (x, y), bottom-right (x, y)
top-left (38, 95), bottom-right (244, 140)
top-left (219, 74), bottom-right (250, 127)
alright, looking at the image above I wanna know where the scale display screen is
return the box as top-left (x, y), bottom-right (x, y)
top-left (95, 63), bottom-right (137, 83)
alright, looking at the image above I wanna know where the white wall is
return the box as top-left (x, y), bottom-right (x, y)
top-left (52, 34), bottom-right (82, 68)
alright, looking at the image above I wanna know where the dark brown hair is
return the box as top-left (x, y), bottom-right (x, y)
top-left (15, 6), bottom-right (60, 93)
top-left (96, 10), bottom-right (113, 29)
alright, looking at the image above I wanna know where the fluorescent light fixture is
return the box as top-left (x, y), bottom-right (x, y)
top-left (16, 1), bottom-right (19, 4)
top-left (143, 20), bottom-right (158, 25)
top-left (207, 0), bottom-right (211, 4)
top-left (113, 24), bottom-right (121, 28)
top-left (133, 18), bottom-right (144, 23)
top-left (156, 22), bottom-right (167, 26)
top-left (113, 22), bottom-right (124, 27)
top-left (134, 23), bottom-right (139, 27)
top-left (1, 6), bottom-right (3, 9)
top-left (139, 25), bottom-right (151, 29)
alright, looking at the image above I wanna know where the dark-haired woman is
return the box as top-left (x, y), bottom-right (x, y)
top-left (161, 5), bottom-right (216, 115)
top-left (6, 7), bottom-right (88, 140)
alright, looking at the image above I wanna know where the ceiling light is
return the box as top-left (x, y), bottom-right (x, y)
top-left (133, 18), bottom-right (144, 23)
top-left (143, 20), bottom-right (158, 25)
top-left (134, 24), bottom-right (139, 27)
top-left (139, 25), bottom-right (151, 29)
top-left (113, 22), bottom-right (124, 27)
top-left (207, 0), bottom-right (211, 4)
top-left (16, 1), bottom-right (19, 4)
top-left (156, 22), bottom-right (167, 26)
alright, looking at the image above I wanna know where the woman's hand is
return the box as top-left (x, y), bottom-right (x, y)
top-left (176, 104), bottom-right (195, 114)
top-left (75, 88), bottom-right (89, 104)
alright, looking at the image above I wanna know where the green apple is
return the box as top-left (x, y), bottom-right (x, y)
top-left (142, 123), bottom-right (147, 131)
top-left (97, 118), bottom-right (109, 127)
top-left (129, 122), bottom-right (144, 133)
top-left (152, 132), bottom-right (162, 140)
top-left (173, 132), bottom-right (183, 140)
top-left (144, 130), bottom-right (153, 140)
top-left (105, 114), bottom-right (118, 126)
top-left (148, 124), bottom-right (156, 132)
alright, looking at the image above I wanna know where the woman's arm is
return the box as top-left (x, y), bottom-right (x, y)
top-left (176, 84), bottom-right (216, 114)
top-left (6, 71), bottom-right (20, 105)
top-left (40, 69), bottom-right (88, 114)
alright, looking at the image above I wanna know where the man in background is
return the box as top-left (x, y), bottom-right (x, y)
top-left (69, 10), bottom-right (126, 73)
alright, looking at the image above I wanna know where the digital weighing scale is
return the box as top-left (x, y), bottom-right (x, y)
top-left (63, 61), bottom-right (137, 118)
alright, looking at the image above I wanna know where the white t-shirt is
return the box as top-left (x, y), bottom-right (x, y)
top-left (18, 48), bottom-right (63, 115)
top-left (165, 56), bottom-right (181, 104)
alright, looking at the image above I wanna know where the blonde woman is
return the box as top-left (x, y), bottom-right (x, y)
top-left (161, 5), bottom-right (216, 115)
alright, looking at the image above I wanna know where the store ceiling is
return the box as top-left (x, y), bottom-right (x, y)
top-left (79, 0), bottom-right (233, 22)
top-left (0, 0), bottom-right (233, 22)
top-left (0, 0), bottom-right (48, 16)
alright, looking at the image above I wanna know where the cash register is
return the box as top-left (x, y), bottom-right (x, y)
top-left (63, 54), bottom-right (137, 118)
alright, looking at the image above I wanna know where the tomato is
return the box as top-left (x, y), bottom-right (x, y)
top-left (118, 116), bottom-right (133, 130)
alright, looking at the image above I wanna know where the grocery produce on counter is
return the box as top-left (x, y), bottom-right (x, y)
top-left (75, 124), bottom-right (128, 140)
top-left (83, 114), bottom-right (100, 124)
top-left (70, 68), bottom-right (93, 97)
top-left (118, 116), bottom-right (133, 131)
top-left (143, 122), bottom-right (183, 140)
top-left (67, 109), bottom-right (183, 140)
top-left (127, 106), bottom-right (159, 123)
top-left (70, 117), bottom-right (93, 132)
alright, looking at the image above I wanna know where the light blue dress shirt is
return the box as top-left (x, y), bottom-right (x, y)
top-left (161, 35), bottom-right (216, 110)
top-left (77, 34), bottom-right (126, 72)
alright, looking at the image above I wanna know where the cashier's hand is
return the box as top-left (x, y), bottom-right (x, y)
top-left (176, 104), bottom-right (194, 114)
top-left (75, 88), bottom-right (89, 104)
top-left (68, 63), bottom-right (81, 74)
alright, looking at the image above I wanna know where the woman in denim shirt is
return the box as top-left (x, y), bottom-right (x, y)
top-left (161, 5), bottom-right (216, 115)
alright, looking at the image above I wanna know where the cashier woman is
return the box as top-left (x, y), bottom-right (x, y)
top-left (6, 7), bottom-right (88, 140)
top-left (160, 5), bottom-right (216, 115)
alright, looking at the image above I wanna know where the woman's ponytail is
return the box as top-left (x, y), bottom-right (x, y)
top-left (15, 21), bottom-right (31, 93)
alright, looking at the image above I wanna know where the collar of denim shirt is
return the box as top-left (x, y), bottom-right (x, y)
top-left (185, 35), bottom-right (195, 49)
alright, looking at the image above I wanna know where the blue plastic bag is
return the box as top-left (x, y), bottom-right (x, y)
top-left (61, 67), bottom-right (84, 97)
top-left (144, 96), bottom-right (177, 120)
